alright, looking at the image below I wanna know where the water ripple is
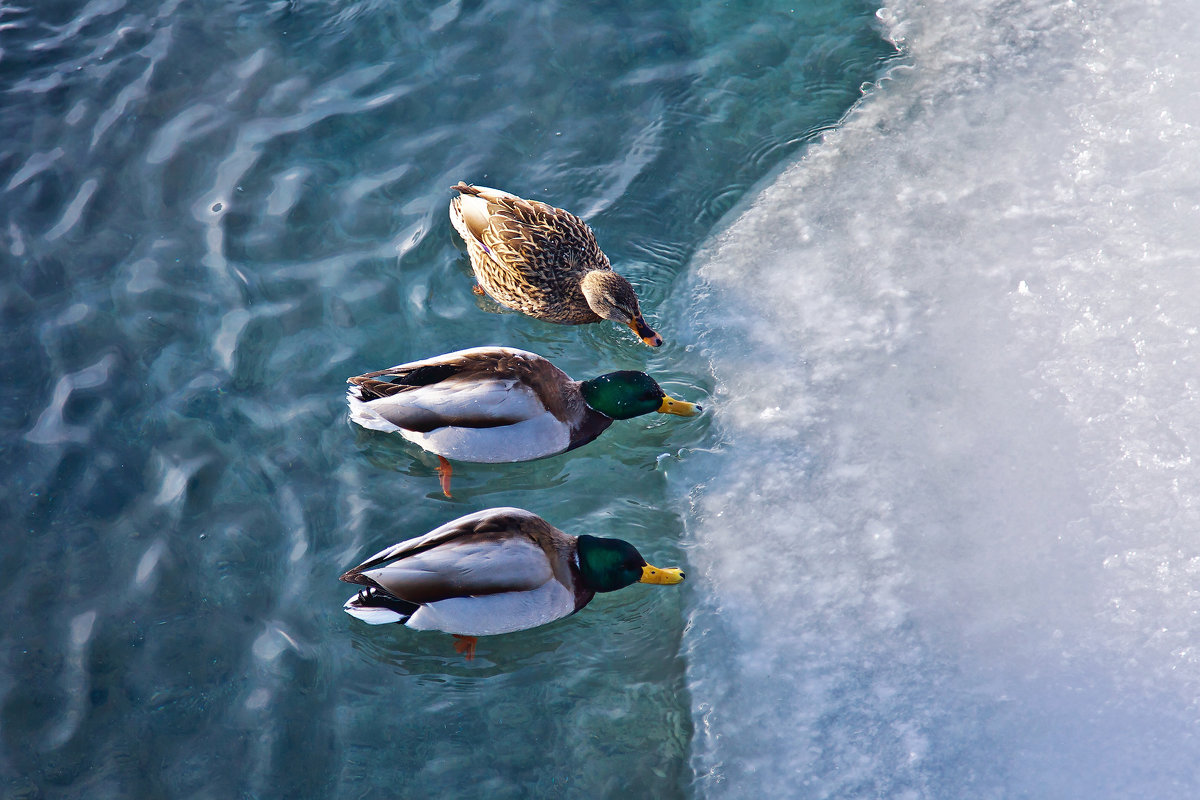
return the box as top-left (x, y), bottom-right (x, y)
top-left (42, 610), bottom-right (98, 751)
top-left (44, 177), bottom-right (98, 241)
top-left (5, 147), bottom-right (64, 191)
top-left (135, 539), bottom-right (168, 587)
top-left (25, 353), bottom-right (116, 445)
top-left (145, 103), bottom-right (219, 165)
top-left (91, 27), bottom-right (171, 149)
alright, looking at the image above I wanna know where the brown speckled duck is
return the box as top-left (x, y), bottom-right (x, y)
top-left (449, 182), bottom-right (663, 346)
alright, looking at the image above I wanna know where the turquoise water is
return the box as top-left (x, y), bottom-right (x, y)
top-left (1, 1), bottom-right (893, 797)
top-left (10, 0), bottom-right (1200, 796)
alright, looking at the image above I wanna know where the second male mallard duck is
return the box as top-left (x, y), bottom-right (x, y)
top-left (341, 506), bottom-right (685, 659)
top-left (449, 182), bottom-right (664, 347)
top-left (347, 346), bottom-right (702, 495)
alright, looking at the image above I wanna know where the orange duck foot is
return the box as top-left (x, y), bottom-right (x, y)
top-left (452, 635), bottom-right (478, 661)
top-left (437, 456), bottom-right (453, 498)
top-left (472, 284), bottom-right (486, 296)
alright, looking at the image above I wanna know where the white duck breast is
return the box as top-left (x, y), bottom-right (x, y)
top-left (405, 412), bottom-right (569, 462)
top-left (406, 581), bottom-right (577, 636)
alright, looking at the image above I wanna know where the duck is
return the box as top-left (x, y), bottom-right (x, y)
top-left (341, 507), bottom-right (685, 659)
top-left (449, 182), bottom-right (664, 347)
top-left (346, 346), bottom-right (702, 495)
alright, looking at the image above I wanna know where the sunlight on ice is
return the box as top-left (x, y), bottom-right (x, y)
top-left (684, 0), bottom-right (1200, 795)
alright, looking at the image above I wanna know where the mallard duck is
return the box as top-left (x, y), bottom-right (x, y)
top-left (346, 346), bottom-right (702, 495)
top-left (449, 182), bottom-right (663, 347)
top-left (341, 507), bottom-right (685, 659)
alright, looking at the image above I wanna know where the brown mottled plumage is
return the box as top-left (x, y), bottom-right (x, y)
top-left (449, 183), bottom-right (663, 346)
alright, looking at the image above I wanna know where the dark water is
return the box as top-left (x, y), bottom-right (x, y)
top-left (0, 1), bottom-right (893, 796)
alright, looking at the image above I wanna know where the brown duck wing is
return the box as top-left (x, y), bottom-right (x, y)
top-left (340, 507), bottom-right (573, 604)
top-left (485, 195), bottom-right (609, 293)
top-left (348, 349), bottom-right (497, 400)
top-left (453, 184), bottom-right (623, 324)
top-left (348, 347), bottom-right (576, 425)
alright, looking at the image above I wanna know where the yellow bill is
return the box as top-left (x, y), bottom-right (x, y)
top-left (640, 564), bottom-right (685, 585)
top-left (658, 395), bottom-right (702, 417)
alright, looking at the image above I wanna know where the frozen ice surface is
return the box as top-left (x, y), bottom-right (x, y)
top-left (684, 0), bottom-right (1200, 796)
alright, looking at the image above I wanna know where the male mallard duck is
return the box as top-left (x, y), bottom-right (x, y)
top-left (346, 346), bottom-right (702, 495)
top-left (341, 507), bottom-right (685, 659)
top-left (449, 182), bottom-right (663, 347)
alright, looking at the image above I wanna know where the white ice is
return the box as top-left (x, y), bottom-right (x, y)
top-left (684, 0), bottom-right (1200, 795)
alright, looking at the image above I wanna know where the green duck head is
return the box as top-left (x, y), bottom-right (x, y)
top-left (576, 535), bottom-right (685, 593)
top-left (580, 371), bottom-right (702, 420)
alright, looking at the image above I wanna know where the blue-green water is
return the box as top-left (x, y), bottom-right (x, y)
top-left (10, 0), bottom-right (1200, 796)
top-left (1, 1), bottom-right (893, 797)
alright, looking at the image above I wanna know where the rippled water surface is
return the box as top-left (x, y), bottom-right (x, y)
top-left (1, 1), bottom-right (892, 796)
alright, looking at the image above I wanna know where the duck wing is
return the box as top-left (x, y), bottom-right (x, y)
top-left (347, 346), bottom-right (573, 432)
top-left (452, 183), bottom-right (610, 290)
top-left (340, 508), bottom-right (564, 603)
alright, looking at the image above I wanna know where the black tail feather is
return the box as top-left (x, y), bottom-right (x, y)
top-left (349, 587), bottom-right (420, 623)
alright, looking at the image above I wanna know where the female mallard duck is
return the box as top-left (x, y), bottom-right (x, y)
top-left (341, 507), bottom-right (685, 659)
top-left (449, 182), bottom-right (664, 347)
top-left (346, 346), bottom-right (701, 495)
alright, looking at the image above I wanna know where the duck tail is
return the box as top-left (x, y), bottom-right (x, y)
top-left (342, 586), bottom-right (420, 626)
top-left (451, 181), bottom-right (480, 196)
top-left (345, 387), bottom-right (406, 434)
